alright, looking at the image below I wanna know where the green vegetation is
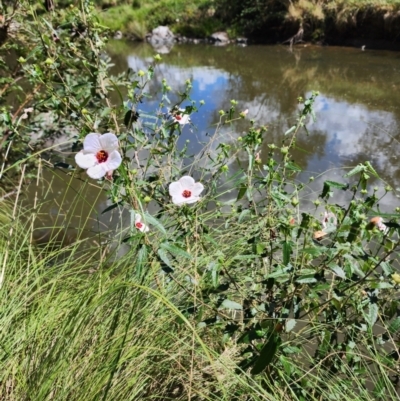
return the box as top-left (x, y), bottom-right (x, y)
top-left (2, 1), bottom-right (400, 400)
top-left (93, 0), bottom-right (222, 39)
top-left (91, 0), bottom-right (400, 44)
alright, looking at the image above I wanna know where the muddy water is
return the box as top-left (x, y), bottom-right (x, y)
top-left (28, 42), bottom-right (400, 242)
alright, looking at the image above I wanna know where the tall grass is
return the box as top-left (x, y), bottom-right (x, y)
top-left (1, 174), bottom-right (397, 401)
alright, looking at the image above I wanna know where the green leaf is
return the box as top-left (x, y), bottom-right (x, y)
top-left (344, 164), bottom-right (365, 177)
top-left (160, 242), bottom-right (191, 259)
top-left (157, 248), bottom-right (173, 269)
top-left (220, 299), bottom-right (242, 310)
top-left (324, 180), bottom-right (348, 190)
top-left (238, 209), bottom-right (251, 222)
top-left (285, 161), bottom-right (302, 172)
top-left (136, 244), bottom-right (148, 278)
top-left (296, 275), bottom-right (317, 284)
top-left (380, 261), bottom-right (393, 276)
top-left (298, 269), bottom-right (317, 275)
top-left (388, 317), bottom-right (400, 335)
top-left (321, 182), bottom-right (331, 199)
top-left (301, 247), bottom-right (327, 256)
top-left (365, 303), bottom-right (378, 327)
top-left (144, 212), bottom-right (167, 236)
top-left (280, 355), bottom-right (294, 375)
top-left (365, 161), bottom-right (379, 178)
top-left (282, 241), bottom-right (291, 265)
top-left (284, 125), bottom-right (296, 136)
top-left (251, 334), bottom-right (280, 375)
top-left (373, 282), bottom-right (393, 289)
top-left (237, 185), bottom-right (247, 201)
top-left (267, 265), bottom-right (292, 279)
top-left (329, 264), bottom-right (346, 279)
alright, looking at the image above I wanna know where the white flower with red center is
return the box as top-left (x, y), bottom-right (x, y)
top-left (134, 214), bottom-right (149, 233)
top-left (75, 133), bottom-right (122, 179)
top-left (370, 216), bottom-right (388, 234)
top-left (172, 109), bottom-right (190, 126)
top-left (169, 176), bottom-right (204, 205)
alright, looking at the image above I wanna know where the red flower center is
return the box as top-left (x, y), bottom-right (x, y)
top-left (96, 150), bottom-right (108, 163)
top-left (182, 189), bottom-right (191, 198)
top-left (175, 115), bottom-right (182, 121)
top-left (135, 222), bottom-right (143, 229)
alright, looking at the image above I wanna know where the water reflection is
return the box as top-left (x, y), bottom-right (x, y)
top-left (111, 42), bottom-right (400, 209)
top-left (28, 41), bottom-right (400, 243)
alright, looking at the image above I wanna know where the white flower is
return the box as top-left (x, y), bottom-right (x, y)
top-left (172, 109), bottom-right (190, 126)
top-left (321, 212), bottom-right (337, 230)
top-left (169, 176), bottom-right (204, 205)
top-left (370, 216), bottom-right (388, 234)
top-left (21, 107), bottom-right (34, 120)
top-left (75, 133), bottom-right (122, 179)
top-left (134, 214), bottom-right (149, 232)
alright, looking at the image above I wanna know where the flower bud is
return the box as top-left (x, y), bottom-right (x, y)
top-left (392, 273), bottom-right (400, 284)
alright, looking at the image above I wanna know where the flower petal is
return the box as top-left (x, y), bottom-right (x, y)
top-left (99, 133), bottom-right (119, 152)
top-left (191, 182), bottom-right (204, 196)
top-left (104, 150), bottom-right (122, 171)
top-left (174, 114), bottom-right (190, 126)
top-left (169, 181), bottom-right (183, 197)
top-left (179, 176), bottom-right (196, 189)
top-left (83, 133), bottom-right (102, 153)
top-left (183, 196), bottom-right (200, 204)
top-left (171, 194), bottom-right (187, 205)
top-left (172, 195), bottom-right (200, 206)
top-left (87, 164), bottom-right (108, 179)
top-left (75, 151), bottom-right (97, 169)
top-left (135, 214), bottom-right (142, 223)
top-left (140, 224), bottom-right (150, 233)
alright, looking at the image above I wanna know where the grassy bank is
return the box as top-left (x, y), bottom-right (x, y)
top-left (94, 0), bottom-right (222, 39)
top-left (93, 0), bottom-right (400, 47)
top-left (2, 196), bottom-right (396, 401)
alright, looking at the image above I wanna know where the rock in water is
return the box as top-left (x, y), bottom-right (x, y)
top-left (209, 31), bottom-right (230, 44)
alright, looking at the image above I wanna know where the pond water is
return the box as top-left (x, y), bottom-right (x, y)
top-left (29, 42), bottom-right (400, 242)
